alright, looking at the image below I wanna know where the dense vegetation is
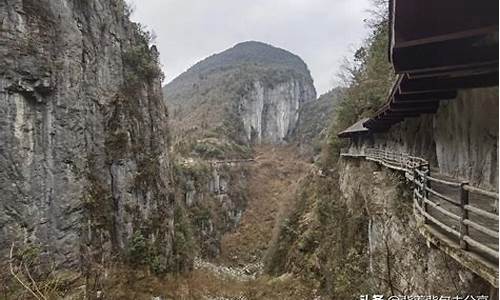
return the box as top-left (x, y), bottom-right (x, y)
top-left (321, 8), bottom-right (394, 167)
top-left (265, 172), bottom-right (372, 298)
top-left (164, 41), bottom-right (315, 159)
top-left (294, 87), bottom-right (344, 156)
top-left (175, 41), bottom-right (312, 84)
top-left (265, 3), bottom-right (398, 298)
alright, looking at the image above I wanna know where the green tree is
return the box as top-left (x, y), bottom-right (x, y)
top-left (322, 3), bottom-right (394, 167)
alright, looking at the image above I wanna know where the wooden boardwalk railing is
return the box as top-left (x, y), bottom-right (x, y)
top-left (341, 147), bottom-right (499, 286)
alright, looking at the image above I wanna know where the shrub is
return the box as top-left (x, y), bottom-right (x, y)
top-left (149, 255), bottom-right (168, 275)
top-left (193, 142), bottom-right (224, 159)
top-left (127, 231), bottom-right (147, 265)
top-left (173, 204), bottom-right (196, 272)
top-left (123, 45), bottom-right (162, 83)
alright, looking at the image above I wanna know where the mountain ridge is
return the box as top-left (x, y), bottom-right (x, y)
top-left (166, 41), bottom-right (313, 88)
top-left (163, 40), bottom-right (317, 152)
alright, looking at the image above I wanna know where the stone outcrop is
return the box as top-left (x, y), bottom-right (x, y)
top-left (265, 160), bottom-right (490, 298)
top-left (240, 79), bottom-right (316, 144)
top-left (164, 41), bottom-right (317, 146)
top-left (338, 160), bottom-right (490, 295)
top-left (174, 159), bottom-right (249, 257)
top-left (350, 87), bottom-right (498, 190)
top-left (0, 0), bottom-right (185, 278)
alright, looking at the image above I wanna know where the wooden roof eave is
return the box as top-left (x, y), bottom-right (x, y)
top-left (389, 0), bottom-right (499, 74)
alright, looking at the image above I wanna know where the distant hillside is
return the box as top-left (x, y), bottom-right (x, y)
top-left (293, 88), bottom-right (344, 154)
top-left (174, 41), bottom-right (312, 83)
top-left (163, 41), bottom-right (316, 158)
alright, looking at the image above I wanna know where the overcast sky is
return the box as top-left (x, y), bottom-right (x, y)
top-left (128, 0), bottom-right (372, 95)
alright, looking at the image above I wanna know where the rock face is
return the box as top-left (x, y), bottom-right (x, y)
top-left (239, 78), bottom-right (315, 144)
top-left (335, 161), bottom-right (489, 295)
top-left (265, 162), bottom-right (490, 298)
top-left (164, 41), bottom-right (316, 145)
top-left (293, 88), bottom-right (344, 155)
top-left (173, 158), bottom-right (249, 258)
top-left (0, 0), bottom-right (185, 277)
top-left (350, 87), bottom-right (499, 190)
top-left (266, 86), bottom-right (497, 297)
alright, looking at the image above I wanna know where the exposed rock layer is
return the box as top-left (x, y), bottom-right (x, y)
top-left (350, 87), bottom-right (498, 189)
top-left (266, 160), bottom-right (490, 297)
top-left (164, 41), bottom-right (317, 145)
top-left (0, 0), bottom-right (183, 275)
top-left (173, 158), bottom-right (249, 258)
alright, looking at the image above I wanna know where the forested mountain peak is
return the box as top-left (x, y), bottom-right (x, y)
top-left (169, 41), bottom-right (312, 85)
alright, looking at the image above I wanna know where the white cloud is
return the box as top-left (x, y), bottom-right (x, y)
top-left (129, 0), bottom-right (372, 94)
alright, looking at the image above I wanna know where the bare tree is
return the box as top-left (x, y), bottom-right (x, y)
top-left (9, 243), bottom-right (47, 300)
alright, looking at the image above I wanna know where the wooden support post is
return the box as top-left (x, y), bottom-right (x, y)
top-left (460, 182), bottom-right (470, 250)
top-left (422, 164), bottom-right (429, 224)
top-left (412, 167), bottom-right (421, 216)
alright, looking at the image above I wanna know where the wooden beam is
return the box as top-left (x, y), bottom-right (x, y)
top-left (407, 62), bottom-right (499, 79)
top-left (391, 100), bottom-right (439, 107)
top-left (392, 34), bottom-right (498, 74)
top-left (390, 0), bottom-right (498, 74)
top-left (384, 110), bottom-right (434, 116)
top-left (374, 118), bottom-right (403, 123)
top-left (368, 124), bottom-right (396, 129)
top-left (388, 103), bottom-right (439, 112)
top-left (394, 90), bottom-right (457, 101)
top-left (399, 72), bottom-right (499, 94)
top-left (394, 27), bottom-right (499, 49)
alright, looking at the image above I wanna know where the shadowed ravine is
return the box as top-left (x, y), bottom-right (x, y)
top-left (103, 145), bottom-right (318, 299)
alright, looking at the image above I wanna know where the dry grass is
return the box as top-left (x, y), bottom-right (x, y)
top-left (219, 145), bottom-right (313, 265)
top-left (92, 145), bottom-right (317, 299)
top-left (102, 264), bottom-right (314, 300)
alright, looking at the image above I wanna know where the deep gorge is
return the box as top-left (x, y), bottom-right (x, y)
top-left (0, 0), bottom-right (497, 299)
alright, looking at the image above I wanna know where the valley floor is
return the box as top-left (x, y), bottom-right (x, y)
top-left (107, 145), bottom-right (318, 299)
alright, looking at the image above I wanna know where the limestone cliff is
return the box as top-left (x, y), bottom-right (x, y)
top-left (349, 87), bottom-right (499, 190)
top-left (164, 41), bottom-right (316, 150)
top-left (239, 78), bottom-right (314, 144)
top-left (173, 158), bottom-right (249, 258)
top-left (266, 86), bottom-right (498, 297)
top-left (265, 161), bottom-right (490, 298)
top-left (0, 0), bottom-right (189, 288)
top-left (293, 88), bottom-right (344, 156)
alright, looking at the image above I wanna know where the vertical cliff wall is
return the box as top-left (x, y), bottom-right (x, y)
top-left (164, 41), bottom-right (317, 147)
top-left (267, 86), bottom-right (498, 297)
top-left (240, 78), bottom-right (316, 144)
top-left (265, 161), bottom-right (490, 298)
top-left (173, 158), bottom-right (249, 258)
top-left (0, 0), bottom-right (185, 279)
top-left (337, 160), bottom-right (490, 295)
top-left (350, 87), bottom-right (498, 189)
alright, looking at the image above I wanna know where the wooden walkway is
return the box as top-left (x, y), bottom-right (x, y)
top-left (341, 148), bottom-right (499, 287)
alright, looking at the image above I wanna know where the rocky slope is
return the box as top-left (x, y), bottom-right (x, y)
top-left (164, 41), bottom-right (317, 150)
top-left (266, 161), bottom-right (490, 298)
top-left (101, 146), bottom-right (318, 300)
top-left (172, 157), bottom-right (250, 258)
top-left (294, 88), bottom-right (343, 155)
top-left (347, 87), bottom-right (499, 190)
top-left (0, 0), bottom-right (188, 296)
